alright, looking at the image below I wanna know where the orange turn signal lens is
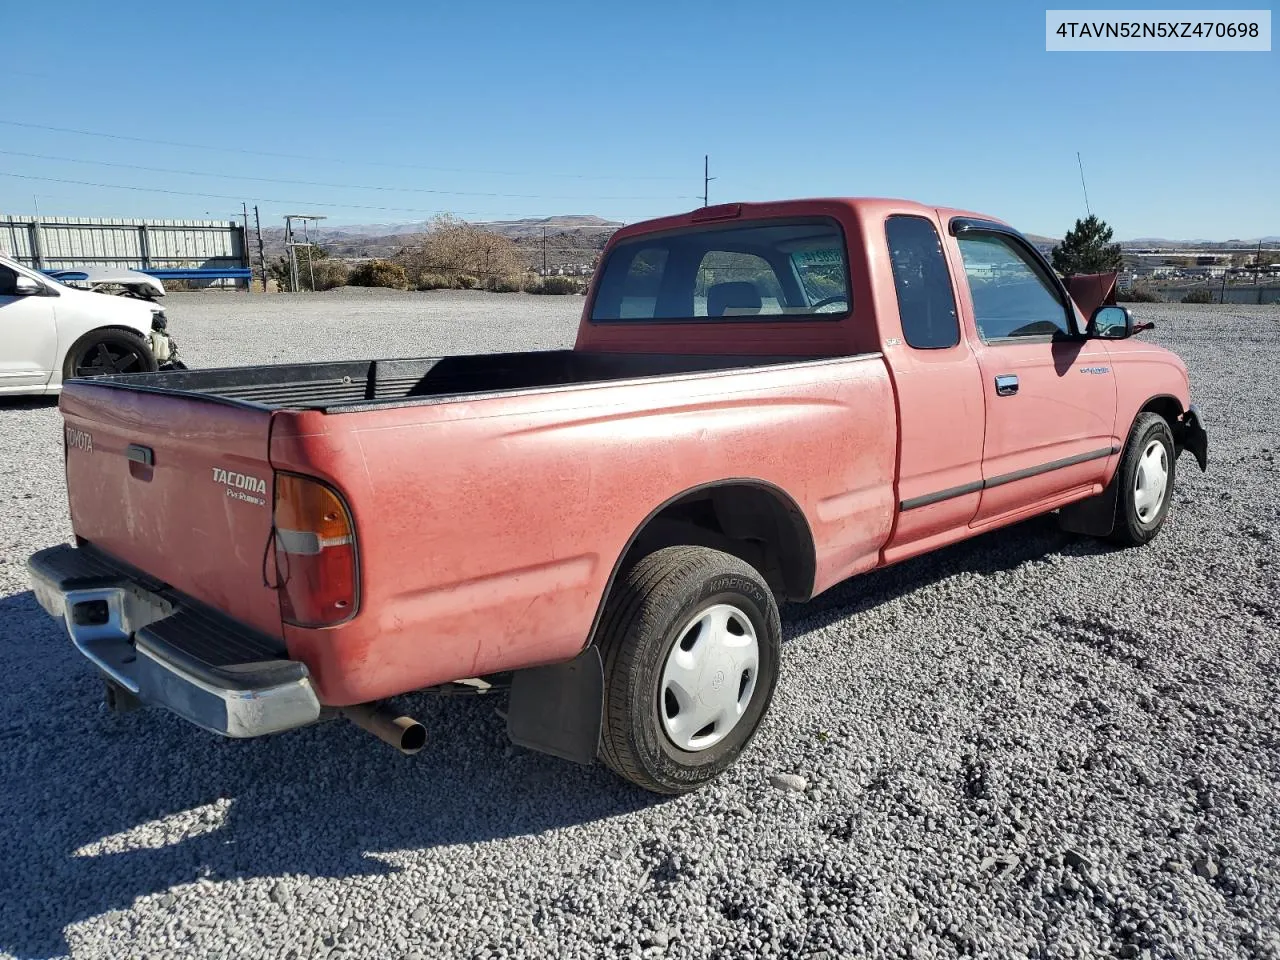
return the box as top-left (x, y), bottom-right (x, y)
top-left (273, 473), bottom-right (358, 627)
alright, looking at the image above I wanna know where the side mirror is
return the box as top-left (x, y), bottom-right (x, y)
top-left (13, 275), bottom-right (43, 297)
top-left (1089, 304), bottom-right (1132, 339)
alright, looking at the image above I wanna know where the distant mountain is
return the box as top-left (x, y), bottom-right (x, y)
top-left (258, 214), bottom-right (624, 268)
top-left (316, 222), bottom-right (432, 238)
top-left (479, 215), bottom-right (622, 240)
top-left (1122, 237), bottom-right (1280, 248)
top-left (293, 215), bottom-right (623, 242)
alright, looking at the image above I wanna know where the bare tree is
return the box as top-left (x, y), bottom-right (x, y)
top-left (399, 215), bottom-right (525, 286)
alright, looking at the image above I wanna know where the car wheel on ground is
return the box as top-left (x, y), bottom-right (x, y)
top-left (63, 328), bottom-right (156, 381)
top-left (1110, 411), bottom-right (1176, 547)
top-left (596, 545), bottom-right (781, 795)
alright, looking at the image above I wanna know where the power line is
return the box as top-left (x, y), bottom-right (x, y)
top-left (0, 171), bottom-right (481, 217)
top-left (0, 149), bottom-right (692, 202)
top-left (0, 118), bottom-right (689, 182)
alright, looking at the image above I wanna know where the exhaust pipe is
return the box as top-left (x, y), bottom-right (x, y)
top-left (342, 702), bottom-right (427, 755)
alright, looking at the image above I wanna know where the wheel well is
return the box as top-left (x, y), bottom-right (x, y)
top-left (1138, 395), bottom-right (1185, 451)
top-left (611, 481), bottom-right (816, 605)
top-left (62, 326), bottom-right (155, 373)
top-left (1139, 395), bottom-right (1183, 428)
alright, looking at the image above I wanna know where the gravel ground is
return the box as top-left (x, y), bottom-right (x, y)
top-left (1, 291), bottom-right (1277, 960)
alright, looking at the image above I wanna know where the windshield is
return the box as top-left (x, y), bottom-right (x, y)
top-left (590, 218), bottom-right (851, 322)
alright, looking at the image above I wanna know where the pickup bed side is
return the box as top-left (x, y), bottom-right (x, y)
top-left (270, 354), bottom-right (897, 704)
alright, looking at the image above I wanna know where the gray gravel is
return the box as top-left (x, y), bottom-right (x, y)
top-left (1, 291), bottom-right (1277, 960)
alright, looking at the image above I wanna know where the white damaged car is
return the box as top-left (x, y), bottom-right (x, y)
top-left (0, 253), bottom-right (181, 397)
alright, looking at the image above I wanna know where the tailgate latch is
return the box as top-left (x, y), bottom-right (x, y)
top-left (126, 444), bottom-right (154, 467)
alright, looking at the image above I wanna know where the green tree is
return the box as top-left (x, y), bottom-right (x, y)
top-left (1050, 215), bottom-right (1123, 275)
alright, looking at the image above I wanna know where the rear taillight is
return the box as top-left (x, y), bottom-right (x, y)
top-left (273, 473), bottom-right (358, 627)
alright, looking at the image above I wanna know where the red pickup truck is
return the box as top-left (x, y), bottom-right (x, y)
top-left (29, 198), bottom-right (1207, 794)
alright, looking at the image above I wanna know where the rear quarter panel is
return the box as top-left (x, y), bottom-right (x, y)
top-left (270, 357), bottom-right (898, 705)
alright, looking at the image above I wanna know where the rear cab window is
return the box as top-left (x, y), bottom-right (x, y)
top-left (885, 216), bottom-right (960, 349)
top-left (590, 219), bottom-right (851, 322)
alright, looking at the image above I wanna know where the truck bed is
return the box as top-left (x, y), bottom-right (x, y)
top-left (85, 350), bottom-right (810, 412)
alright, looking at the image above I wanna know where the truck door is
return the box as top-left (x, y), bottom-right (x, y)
top-left (0, 262), bottom-right (58, 391)
top-left (880, 214), bottom-right (986, 563)
top-left (950, 226), bottom-right (1117, 526)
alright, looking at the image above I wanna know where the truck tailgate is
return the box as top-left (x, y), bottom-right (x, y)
top-left (59, 383), bottom-right (282, 638)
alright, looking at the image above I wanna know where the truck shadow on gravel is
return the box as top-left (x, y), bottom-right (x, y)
top-left (783, 513), bottom-right (1105, 633)
top-left (0, 515), bottom-right (1105, 958)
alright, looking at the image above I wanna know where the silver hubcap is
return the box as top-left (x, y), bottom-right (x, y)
top-left (1134, 439), bottom-right (1169, 523)
top-left (659, 603), bottom-right (759, 752)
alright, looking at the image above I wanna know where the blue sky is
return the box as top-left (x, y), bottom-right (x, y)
top-left (2, 0), bottom-right (1275, 239)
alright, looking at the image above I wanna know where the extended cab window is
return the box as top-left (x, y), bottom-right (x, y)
top-left (591, 219), bottom-right (850, 322)
top-left (885, 216), bottom-right (960, 349)
top-left (957, 233), bottom-right (1071, 340)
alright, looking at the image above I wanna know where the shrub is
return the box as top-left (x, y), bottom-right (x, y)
top-left (530, 275), bottom-right (583, 295)
top-left (1181, 289), bottom-right (1214, 304)
top-left (415, 273), bottom-right (452, 291)
top-left (485, 274), bottom-right (526, 293)
top-left (348, 260), bottom-right (408, 289)
top-left (310, 260), bottom-right (349, 291)
top-left (1116, 286), bottom-right (1161, 303)
top-left (455, 274), bottom-right (478, 290)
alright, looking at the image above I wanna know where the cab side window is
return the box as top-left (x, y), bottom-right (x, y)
top-left (885, 216), bottom-right (960, 349)
top-left (957, 233), bottom-right (1071, 340)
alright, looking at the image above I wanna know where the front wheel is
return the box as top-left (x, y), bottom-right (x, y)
top-left (1110, 412), bottom-right (1176, 547)
top-left (597, 546), bottom-right (781, 795)
top-left (62, 328), bottom-right (156, 381)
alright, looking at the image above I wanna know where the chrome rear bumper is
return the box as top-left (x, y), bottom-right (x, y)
top-left (28, 543), bottom-right (320, 738)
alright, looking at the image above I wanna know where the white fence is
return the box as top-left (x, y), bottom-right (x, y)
top-left (0, 215), bottom-right (247, 274)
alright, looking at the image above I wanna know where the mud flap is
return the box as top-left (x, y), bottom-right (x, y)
top-left (506, 646), bottom-right (603, 766)
top-left (1058, 468), bottom-right (1121, 537)
top-left (1180, 406), bottom-right (1209, 472)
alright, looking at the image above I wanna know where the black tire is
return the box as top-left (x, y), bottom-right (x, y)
top-left (63, 328), bottom-right (156, 381)
top-left (1109, 412), bottom-right (1176, 547)
top-left (597, 545), bottom-right (781, 795)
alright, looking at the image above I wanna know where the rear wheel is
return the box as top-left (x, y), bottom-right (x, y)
top-left (597, 545), bottom-right (780, 795)
top-left (1109, 412), bottom-right (1176, 547)
top-left (63, 329), bottom-right (156, 381)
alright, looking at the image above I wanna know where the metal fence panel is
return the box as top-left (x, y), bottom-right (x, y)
top-left (0, 216), bottom-right (247, 275)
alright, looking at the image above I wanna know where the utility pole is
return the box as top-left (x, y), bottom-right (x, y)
top-left (700, 155), bottom-right (715, 207)
top-left (253, 205), bottom-right (267, 293)
top-left (241, 202), bottom-right (251, 293)
top-left (285, 218), bottom-right (299, 292)
top-left (542, 226), bottom-right (547, 275)
top-left (302, 219), bottom-right (317, 292)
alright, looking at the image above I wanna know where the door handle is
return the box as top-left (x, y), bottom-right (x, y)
top-left (994, 374), bottom-right (1019, 397)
